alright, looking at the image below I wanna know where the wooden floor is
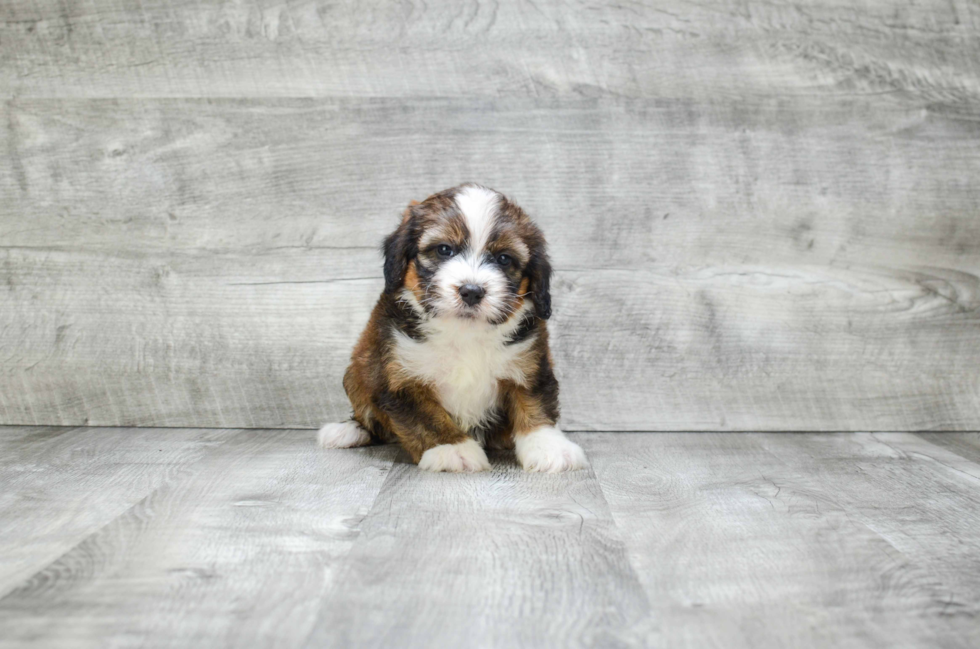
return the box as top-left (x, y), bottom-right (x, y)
top-left (0, 427), bottom-right (978, 647)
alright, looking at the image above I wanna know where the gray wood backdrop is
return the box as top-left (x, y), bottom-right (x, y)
top-left (1, 0), bottom-right (979, 431)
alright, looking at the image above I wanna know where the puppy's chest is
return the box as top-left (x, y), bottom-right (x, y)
top-left (393, 323), bottom-right (528, 431)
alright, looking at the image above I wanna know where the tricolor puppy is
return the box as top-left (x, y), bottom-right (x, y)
top-left (317, 183), bottom-right (587, 473)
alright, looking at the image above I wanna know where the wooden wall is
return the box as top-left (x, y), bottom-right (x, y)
top-left (1, 0), bottom-right (979, 430)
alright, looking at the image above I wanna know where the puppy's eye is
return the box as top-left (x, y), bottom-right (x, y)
top-left (436, 244), bottom-right (455, 258)
top-left (496, 253), bottom-right (513, 267)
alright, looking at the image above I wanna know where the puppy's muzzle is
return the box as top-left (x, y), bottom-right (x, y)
top-left (458, 284), bottom-right (485, 306)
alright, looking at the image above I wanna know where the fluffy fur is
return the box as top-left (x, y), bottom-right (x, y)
top-left (514, 425), bottom-right (588, 473)
top-left (418, 439), bottom-right (491, 473)
top-left (317, 420), bottom-right (372, 449)
top-left (318, 183), bottom-right (587, 473)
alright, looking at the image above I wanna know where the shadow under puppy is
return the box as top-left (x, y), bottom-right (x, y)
top-left (318, 183), bottom-right (587, 473)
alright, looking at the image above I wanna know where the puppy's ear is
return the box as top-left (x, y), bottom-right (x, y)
top-left (382, 206), bottom-right (418, 294)
top-left (526, 244), bottom-right (553, 320)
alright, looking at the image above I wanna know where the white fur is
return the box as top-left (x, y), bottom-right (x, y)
top-left (418, 438), bottom-right (491, 473)
top-left (432, 251), bottom-right (511, 321)
top-left (419, 185), bottom-right (512, 321)
top-left (317, 420), bottom-right (372, 448)
top-left (398, 287), bottom-right (426, 316)
top-left (392, 301), bottom-right (533, 434)
top-left (454, 184), bottom-right (499, 252)
top-left (515, 426), bottom-right (588, 473)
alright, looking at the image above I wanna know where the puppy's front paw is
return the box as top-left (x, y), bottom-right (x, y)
top-left (317, 421), bottom-right (372, 449)
top-left (418, 438), bottom-right (490, 473)
top-left (515, 426), bottom-right (588, 473)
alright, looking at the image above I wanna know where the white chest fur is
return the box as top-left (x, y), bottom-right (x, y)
top-left (392, 311), bottom-right (533, 433)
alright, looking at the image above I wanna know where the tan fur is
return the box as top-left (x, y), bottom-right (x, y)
top-left (503, 382), bottom-right (553, 435)
top-left (343, 302), bottom-right (474, 463)
top-left (337, 185), bottom-right (560, 466)
top-left (343, 301), bottom-right (558, 460)
top-left (403, 264), bottom-right (424, 303)
top-left (342, 303), bottom-right (385, 438)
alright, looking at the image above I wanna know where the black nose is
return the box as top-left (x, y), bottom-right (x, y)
top-left (458, 284), bottom-right (485, 307)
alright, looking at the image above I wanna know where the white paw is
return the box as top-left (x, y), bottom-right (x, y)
top-left (418, 438), bottom-right (490, 473)
top-left (317, 421), bottom-right (372, 449)
top-left (515, 426), bottom-right (588, 473)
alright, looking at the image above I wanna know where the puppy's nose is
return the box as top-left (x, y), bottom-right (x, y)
top-left (458, 284), bottom-right (485, 307)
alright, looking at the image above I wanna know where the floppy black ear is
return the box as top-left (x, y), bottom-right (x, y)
top-left (382, 211), bottom-right (417, 294)
top-left (527, 248), bottom-right (553, 320)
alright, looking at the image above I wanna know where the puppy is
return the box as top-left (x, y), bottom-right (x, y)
top-left (317, 184), bottom-right (587, 473)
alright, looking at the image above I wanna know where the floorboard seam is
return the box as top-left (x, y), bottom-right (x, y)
top-left (298, 453), bottom-right (406, 649)
top-left (0, 429), bottom-right (244, 602)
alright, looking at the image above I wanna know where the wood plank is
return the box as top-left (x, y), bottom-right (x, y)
top-left (757, 432), bottom-right (980, 628)
top-left (2, 97), bottom-right (979, 430)
top-left (915, 432), bottom-right (980, 465)
top-left (304, 451), bottom-right (649, 648)
top-left (4, 97), bottom-right (980, 265)
top-left (0, 248), bottom-right (377, 429)
top-left (0, 425), bottom-right (233, 598)
top-left (3, 249), bottom-right (979, 431)
top-left (4, 429), bottom-right (980, 647)
top-left (0, 429), bottom-right (399, 648)
top-left (578, 432), bottom-right (980, 647)
top-left (1, 0), bottom-right (978, 100)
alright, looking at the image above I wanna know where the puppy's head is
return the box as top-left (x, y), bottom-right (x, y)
top-left (383, 184), bottom-right (552, 324)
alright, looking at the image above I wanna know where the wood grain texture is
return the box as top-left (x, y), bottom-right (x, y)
top-left (578, 432), bottom-right (980, 648)
top-left (0, 428), bottom-right (399, 649)
top-left (0, 425), bottom-right (233, 598)
top-left (915, 432), bottom-right (980, 464)
top-left (2, 95), bottom-right (979, 429)
top-left (3, 427), bottom-right (980, 648)
top-left (757, 432), bottom-right (980, 631)
top-left (1, 0), bottom-right (979, 101)
top-left (304, 450), bottom-right (649, 648)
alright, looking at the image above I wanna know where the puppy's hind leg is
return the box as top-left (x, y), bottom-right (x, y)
top-left (317, 419), bottom-right (372, 449)
top-left (319, 361), bottom-right (380, 449)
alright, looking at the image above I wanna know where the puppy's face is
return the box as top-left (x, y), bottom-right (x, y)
top-left (383, 184), bottom-right (552, 324)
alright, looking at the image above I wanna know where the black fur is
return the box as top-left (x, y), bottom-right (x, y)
top-left (380, 291), bottom-right (425, 340)
top-left (382, 215), bottom-right (418, 294)
top-left (533, 351), bottom-right (561, 422)
top-left (526, 247), bottom-right (553, 320)
top-left (505, 312), bottom-right (538, 346)
top-left (332, 185), bottom-right (574, 468)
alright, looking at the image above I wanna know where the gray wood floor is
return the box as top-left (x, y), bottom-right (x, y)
top-left (1, 426), bottom-right (978, 648)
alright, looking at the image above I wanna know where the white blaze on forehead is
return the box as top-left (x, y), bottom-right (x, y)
top-left (454, 185), bottom-right (499, 252)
